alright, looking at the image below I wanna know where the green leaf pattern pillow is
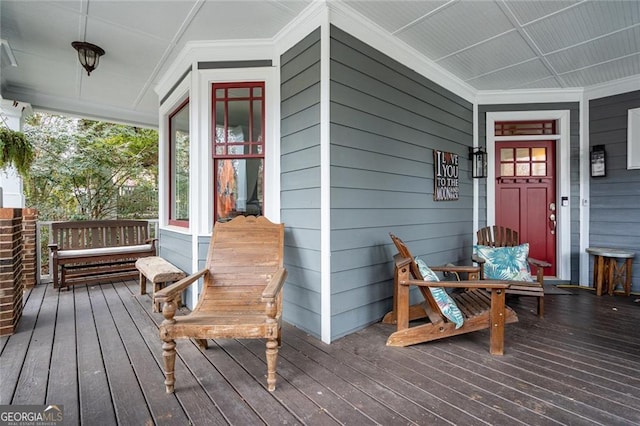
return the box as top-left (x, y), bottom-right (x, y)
top-left (415, 258), bottom-right (464, 329)
top-left (473, 243), bottom-right (534, 282)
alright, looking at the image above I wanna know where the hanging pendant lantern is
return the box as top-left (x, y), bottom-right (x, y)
top-left (71, 41), bottom-right (105, 76)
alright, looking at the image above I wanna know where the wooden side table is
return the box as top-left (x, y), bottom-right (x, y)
top-left (586, 247), bottom-right (635, 296)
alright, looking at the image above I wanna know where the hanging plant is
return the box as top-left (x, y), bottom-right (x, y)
top-left (0, 127), bottom-right (34, 176)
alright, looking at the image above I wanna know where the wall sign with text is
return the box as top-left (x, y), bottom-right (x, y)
top-left (433, 150), bottom-right (459, 201)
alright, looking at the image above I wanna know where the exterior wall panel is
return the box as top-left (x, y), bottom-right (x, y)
top-left (158, 229), bottom-right (193, 301)
top-left (280, 28), bottom-right (322, 337)
top-left (589, 90), bottom-right (640, 293)
top-left (329, 26), bottom-right (474, 340)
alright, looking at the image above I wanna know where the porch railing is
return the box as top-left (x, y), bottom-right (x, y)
top-left (36, 219), bottom-right (159, 284)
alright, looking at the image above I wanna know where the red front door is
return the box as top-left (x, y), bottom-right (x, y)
top-left (495, 141), bottom-right (556, 276)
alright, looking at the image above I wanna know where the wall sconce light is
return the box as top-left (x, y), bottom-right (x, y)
top-left (71, 41), bottom-right (105, 76)
top-left (469, 146), bottom-right (487, 178)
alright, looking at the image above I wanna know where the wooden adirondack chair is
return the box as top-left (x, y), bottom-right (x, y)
top-left (473, 225), bottom-right (550, 317)
top-left (154, 216), bottom-right (287, 392)
top-left (383, 234), bottom-right (518, 355)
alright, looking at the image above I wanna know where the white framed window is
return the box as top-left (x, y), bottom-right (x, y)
top-left (168, 99), bottom-right (190, 227)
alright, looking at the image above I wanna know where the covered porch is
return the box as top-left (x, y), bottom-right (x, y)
top-left (2, 278), bottom-right (639, 425)
top-left (2, 0), bottom-right (640, 343)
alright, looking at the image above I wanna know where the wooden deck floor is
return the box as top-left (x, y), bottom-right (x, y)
top-left (1, 280), bottom-right (640, 425)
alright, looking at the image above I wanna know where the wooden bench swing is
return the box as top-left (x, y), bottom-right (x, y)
top-left (49, 220), bottom-right (156, 289)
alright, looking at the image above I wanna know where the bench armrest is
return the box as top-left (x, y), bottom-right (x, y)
top-left (48, 243), bottom-right (58, 252)
top-left (528, 257), bottom-right (549, 285)
top-left (262, 268), bottom-right (287, 302)
top-left (154, 268), bottom-right (208, 305)
top-left (528, 257), bottom-right (551, 269)
top-left (394, 254), bottom-right (481, 280)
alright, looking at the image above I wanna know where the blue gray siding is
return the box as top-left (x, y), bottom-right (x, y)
top-left (589, 90), bottom-right (640, 293)
top-left (329, 26), bottom-right (474, 339)
top-left (280, 28), bottom-right (322, 337)
top-left (158, 229), bottom-right (193, 302)
top-left (478, 103), bottom-right (581, 283)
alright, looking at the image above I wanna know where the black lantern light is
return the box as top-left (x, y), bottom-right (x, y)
top-left (71, 41), bottom-right (105, 76)
top-left (469, 146), bottom-right (487, 178)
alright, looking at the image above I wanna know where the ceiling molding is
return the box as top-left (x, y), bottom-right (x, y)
top-left (3, 87), bottom-right (158, 128)
top-left (154, 39), bottom-right (276, 100)
top-left (327, 1), bottom-right (477, 103)
top-left (583, 74), bottom-right (640, 101)
top-left (273, 0), bottom-right (326, 57)
top-left (157, 0), bottom-right (326, 99)
top-left (475, 88), bottom-right (583, 105)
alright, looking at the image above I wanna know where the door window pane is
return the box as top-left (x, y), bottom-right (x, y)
top-left (532, 163), bottom-right (546, 176)
top-left (532, 147), bottom-right (546, 161)
top-left (501, 164), bottom-right (514, 176)
top-left (516, 163), bottom-right (530, 176)
top-left (500, 148), bottom-right (514, 161)
top-left (516, 148), bottom-right (530, 161)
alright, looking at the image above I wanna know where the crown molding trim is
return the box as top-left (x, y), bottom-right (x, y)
top-left (584, 75), bottom-right (640, 101)
top-left (4, 86), bottom-right (157, 128)
top-left (327, 1), bottom-right (477, 103)
top-left (476, 88), bottom-right (583, 105)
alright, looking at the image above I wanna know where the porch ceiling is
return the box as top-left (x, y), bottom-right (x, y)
top-left (1, 0), bottom-right (639, 127)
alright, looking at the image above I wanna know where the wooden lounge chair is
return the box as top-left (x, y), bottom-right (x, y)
top-left (473, 225), bottom-right (550, 317)
top-left (383, 234), bottom-right (518, 355)
top-left (154, 215), bottom-right (287, 392)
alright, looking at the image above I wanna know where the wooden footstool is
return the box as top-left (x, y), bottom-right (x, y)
top-left (135, 257), bottom-right (186, 312)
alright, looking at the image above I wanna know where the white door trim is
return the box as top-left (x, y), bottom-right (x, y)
top-left (486, 110), bottom-right (571, 280)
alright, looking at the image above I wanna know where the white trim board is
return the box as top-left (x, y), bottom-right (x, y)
top-left (319, 12), bottom-right (332, 344)
top-left (486, 110), bottom-right (571, 281)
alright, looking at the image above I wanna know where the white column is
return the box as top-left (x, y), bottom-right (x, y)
top-left (0, 99), bottom-right (33, 208)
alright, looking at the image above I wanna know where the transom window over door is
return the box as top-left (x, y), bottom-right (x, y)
top-left (212, 82), bottom-right (265, 222)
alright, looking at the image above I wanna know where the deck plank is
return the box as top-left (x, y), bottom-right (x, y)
top-left (281, 329), bottom-right (441, 425)
top-left (238, 339), bottom-right (344, 425)
top-left (348, 324), bottom-right (531, 425)
top-left (114, 280), bottom-right (230, 425)
top-left (13, 283), bottom-right (59, 404)
top-left (46, 283), bottom-right (79, 425)
top-left (193, 338), bottom-right (299, 425)
top-left (2, 282), bottom-right (640, 425)
top-left (101, 282), bottom-right (190, 425)
top-left (88, 283), bottom-right (153, 424)
top-left (75, 285), bottom-right (117, 425)
top-left (242, 338), bottom-right (397, 425)
top-left (303, 324), bottom-right (486, 425)
top-left (0, 284), bottom-right (46, 405)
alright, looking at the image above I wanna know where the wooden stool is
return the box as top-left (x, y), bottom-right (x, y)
top-left (586, 247), bottom-right (635, 296)
top-left (135, 257), bottom-right (186, 312)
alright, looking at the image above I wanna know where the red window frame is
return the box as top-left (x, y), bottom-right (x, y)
top-left (212, 82), bottom-right (265, 222)
top-left (168, 98), bottom-right (189, 227)
top-left (495, 120), bottom-right (556, 136)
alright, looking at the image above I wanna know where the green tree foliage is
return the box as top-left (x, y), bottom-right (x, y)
top-left (23, 113), bottom-right (158, 220)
